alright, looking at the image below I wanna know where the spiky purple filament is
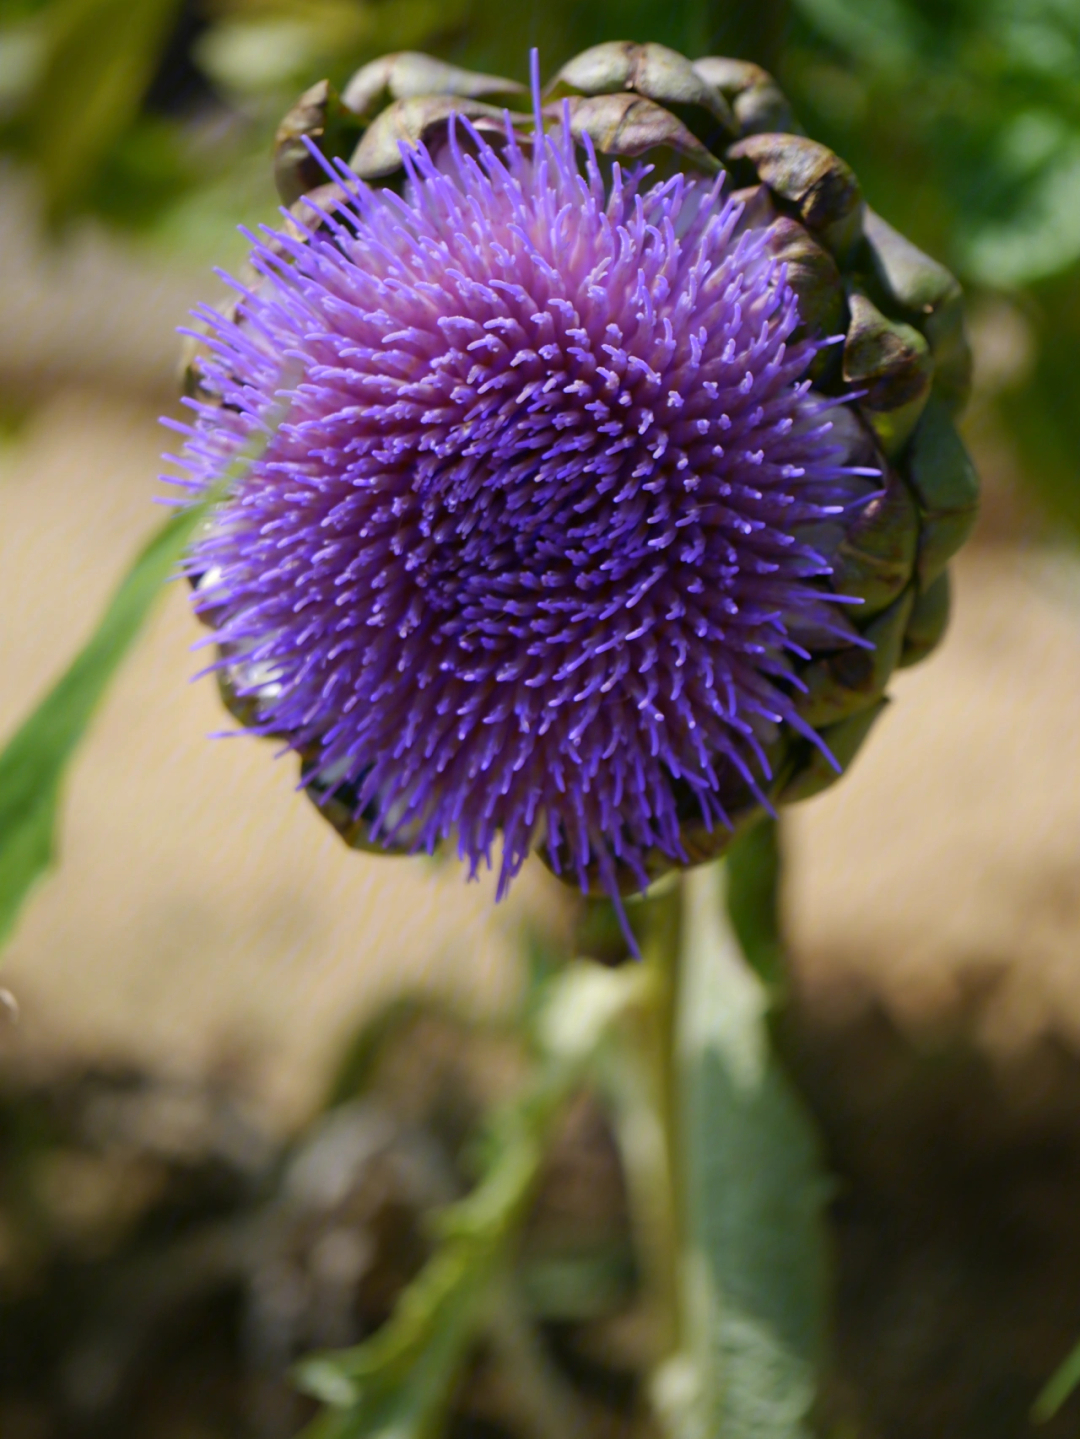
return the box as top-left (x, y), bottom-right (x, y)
top-left (166, 115), bottom-right (862, 899)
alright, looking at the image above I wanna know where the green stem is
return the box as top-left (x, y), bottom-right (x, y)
top-left (639, 878), bottom-right (685, 1360)
top-left (590, 879), bottom-right (684, 1370)
top-left (574, 824), bottom-right (831, 1439)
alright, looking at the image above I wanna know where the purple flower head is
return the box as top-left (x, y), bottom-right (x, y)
top-left (167, 105), bottom-right (867, 905)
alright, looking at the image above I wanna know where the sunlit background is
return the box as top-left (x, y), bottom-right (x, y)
top-left (4, 2), bottom-right (1080, 1435)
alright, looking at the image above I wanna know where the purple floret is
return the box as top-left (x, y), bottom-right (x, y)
top-left (166, 114), bottom-right (862, 901)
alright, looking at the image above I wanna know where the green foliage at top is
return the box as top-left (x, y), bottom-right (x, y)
top-left (0, 1), bottom-right (781, 237)
top-left (782, 0), bottom-right (1080, 531)
top-left (436, 0), bottom-right (787, 84)
top-left (4, 0), bottom-right (1079, 528)
top-left (0, 0), bottom-right (188, 226)
top-left (786, 0), bottom-right (1080, 288)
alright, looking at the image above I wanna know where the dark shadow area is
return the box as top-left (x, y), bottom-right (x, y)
top-left (790, 984), bottom-right (1080, 1438)
top-left (5, 994), bottom-right (1080, 1436)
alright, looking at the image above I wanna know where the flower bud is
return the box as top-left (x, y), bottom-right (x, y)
top-left (169, 45), bottom-right (978, 905)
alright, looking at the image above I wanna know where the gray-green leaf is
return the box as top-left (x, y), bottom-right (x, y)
top-left (661, 861), bottom-right (830, 1439)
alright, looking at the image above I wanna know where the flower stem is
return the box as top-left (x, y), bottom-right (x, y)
top-left (638, 876), bottom-right (685, 1360)
top-left (597, 827), bottom-right (830, 1439)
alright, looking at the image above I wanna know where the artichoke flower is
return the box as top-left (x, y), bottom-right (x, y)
top-left (168, 44), bottom-right (978, 903)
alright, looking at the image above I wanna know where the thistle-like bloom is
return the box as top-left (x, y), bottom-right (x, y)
top-left (169, 113), bottom-right (868, 899)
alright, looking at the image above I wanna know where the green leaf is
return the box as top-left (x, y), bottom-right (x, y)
top-left (0, 509), bottom-right (192, 950)
top-left (659, 861), bottom-right (830, 1439)
top-left (961, 137), bottom-right (1080, 287)
top-left (297, 1240), bottom-right (488, 1439)
top-left (790, 0), bottom-right (922, 69)
top-left (86, 114), bottom-right (197, 230)
top-left (1033, 1332), bottom-right (1080, 1423)
top-left (294, 961), bottom-right (643, 1439)
top-left (24, 0), bottom-right (183, 224)
top-left (0, 413), bottom-right (285, 956)
top-left (0, 780), bottom-right (58, 954)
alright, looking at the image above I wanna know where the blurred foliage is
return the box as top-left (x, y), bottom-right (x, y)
top-left (0, 984), bottom-right (639, 1437)
top-left (0, 0), bottom-right (785, 244)
top-left (6, 933), bottom-right (1080, 1436)
top-left (779, 0), bottom-right (1080, 532)
top-left (0, 0), bottom-right (189, 225)
top-left (2, 0), bottom-right (1079, 529)
top-left (1035, 1332), bottom-right (1080, 1423)
top-left (293, 960), bottom-right (641, 1439)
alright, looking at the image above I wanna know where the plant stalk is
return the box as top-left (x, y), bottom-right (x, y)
top-left (591, 878), bottom-right (685, 1370)
top-left (639, 877), bottom-right (685, 1361)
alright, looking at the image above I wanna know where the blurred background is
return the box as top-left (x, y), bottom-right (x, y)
top-left (3, 1), bottom-right (1080, 1435)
